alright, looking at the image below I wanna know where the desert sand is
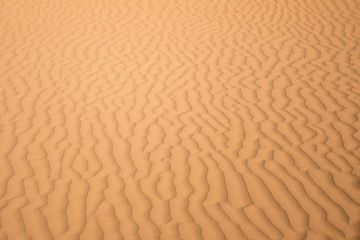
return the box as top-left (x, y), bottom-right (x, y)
top-left (0, 0), bottom-right (360, 239)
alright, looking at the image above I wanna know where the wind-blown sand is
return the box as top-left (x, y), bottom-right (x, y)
top-left (0, 0), bottom-right (360, 239)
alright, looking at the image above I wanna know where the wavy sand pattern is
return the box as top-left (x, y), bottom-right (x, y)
top-left (1, 0), bottom-right (360, 239)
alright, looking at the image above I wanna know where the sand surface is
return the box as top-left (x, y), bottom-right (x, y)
top-left (0, 0), bottom-right (360, 239)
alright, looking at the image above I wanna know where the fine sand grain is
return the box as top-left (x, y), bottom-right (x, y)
top-left (1, 0), bottom-right (360, 239)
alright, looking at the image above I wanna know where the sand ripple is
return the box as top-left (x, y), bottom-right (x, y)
top-left (0, 0), bottom-right (360, 239)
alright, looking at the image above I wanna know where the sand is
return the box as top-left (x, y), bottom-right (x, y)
top-left (0, 0), bottom-right (360, 239)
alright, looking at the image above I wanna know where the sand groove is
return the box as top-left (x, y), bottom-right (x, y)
top-left (1, 0), bottom-right (360, 239)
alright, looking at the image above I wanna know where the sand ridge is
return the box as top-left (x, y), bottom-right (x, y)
top-left (0, 0), bottom-right (360, 239)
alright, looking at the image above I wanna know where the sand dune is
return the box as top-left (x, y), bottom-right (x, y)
top-left (0, 0), bottom-right (360, 239)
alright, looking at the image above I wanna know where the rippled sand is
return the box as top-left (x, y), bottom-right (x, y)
top-left (0, 0), bottom-right (360, 239)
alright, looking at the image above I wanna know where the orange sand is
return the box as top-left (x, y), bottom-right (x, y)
top-left (0, 0), bottom-right (360, 239)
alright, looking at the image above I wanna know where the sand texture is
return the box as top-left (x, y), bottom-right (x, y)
top-left (0, 0), bottom-right (360, 239)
